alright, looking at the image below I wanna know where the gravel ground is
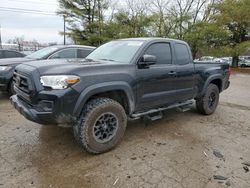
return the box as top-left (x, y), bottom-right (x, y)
top-left (0, 73), bottom-right (250, 188)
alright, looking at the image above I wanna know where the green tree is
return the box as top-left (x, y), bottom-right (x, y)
top-left (213, 0), bottom-right (250, 67)
top-left (184, 22), bottom-right (228, 58)
top-left (58, 0), bottom-right (108, 46)
top-left (57, 0), bottom-right (250, 61)
top-left (103, 9), bottom-right (154, 39)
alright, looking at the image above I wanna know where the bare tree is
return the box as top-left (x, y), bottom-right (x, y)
top-left (149, 0), bottom-right (172, 36)
top-left (120, 0), bottom-right (149, 37)
top-left (13, 36), bottom-right (24, 51)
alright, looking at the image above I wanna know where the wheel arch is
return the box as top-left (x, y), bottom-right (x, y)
top-left (210, 79), bottom-right (222, 92)
top-left (73, 82), bottom-right (135, 117)
top-left (201, 75), bottom-right (223, 96)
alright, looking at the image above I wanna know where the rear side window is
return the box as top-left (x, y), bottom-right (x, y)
top-left (49, 48), bottom-right (77, 59)
top-left (144, 43), bottom-right (172, 64)
top-left (77, 49), bottom-right (93, 58)
top-left (15, 52), bottom-right (24, 57)
top-left (175, 43), bottom-right (191, 65)
top-left (0, 51), bottom-right (3, 58)
top-left (4, 51), bottom-right (18, 58)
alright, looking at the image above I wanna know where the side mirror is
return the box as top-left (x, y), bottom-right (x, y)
top-left (139, 54), bottom-right (156, 67)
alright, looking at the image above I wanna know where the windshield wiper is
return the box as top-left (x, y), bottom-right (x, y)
top-left (97, 58), bottom-right (115, 62)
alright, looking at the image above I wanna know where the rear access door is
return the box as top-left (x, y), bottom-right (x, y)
top-left (173, 42), bottom-right (196, 102)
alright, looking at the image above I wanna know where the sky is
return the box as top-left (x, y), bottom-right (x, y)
top-left (0, 0), bottom-right (64, 44)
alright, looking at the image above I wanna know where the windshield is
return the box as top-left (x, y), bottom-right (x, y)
top-left (86, 40), bottom-right (144, 63)
top-left (26, 46), bottom-right (59, 59)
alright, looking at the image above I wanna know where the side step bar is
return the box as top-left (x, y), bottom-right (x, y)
top-left (131, 100), bottom-right (193, 119)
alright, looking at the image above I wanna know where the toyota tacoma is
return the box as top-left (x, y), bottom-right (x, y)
top-left (10, 38), bottom-right (230, 154)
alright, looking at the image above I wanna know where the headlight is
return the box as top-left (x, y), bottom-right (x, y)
top-left (0, 66), bottom-right (11, 71)
top-left (40, 75), bottom-right (80, 89)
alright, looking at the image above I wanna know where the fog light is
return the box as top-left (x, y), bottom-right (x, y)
top-left (38, 100), bottom-right (53, 112)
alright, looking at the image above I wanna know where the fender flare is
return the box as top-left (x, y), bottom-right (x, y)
top-left (201, 74), bottom-right (223, 96)
top-left (73, 81), bottom-right (135, 117)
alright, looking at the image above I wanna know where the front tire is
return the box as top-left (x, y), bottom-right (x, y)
top-left (196, 84), bottom-right (219, 115)
top-left (74, 98), bottom-right (127, 154)
top-left (8, 81), bottom-right (15, 95)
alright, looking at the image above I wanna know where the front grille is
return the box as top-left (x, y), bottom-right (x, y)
top-left (13, 71), bottom-right (32, 94)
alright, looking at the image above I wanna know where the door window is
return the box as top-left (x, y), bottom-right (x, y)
top-left (175, 43), bottom-right (191, 65)
top-left (77, 49), bottom-right (93, 58)
top-left (49, 48), bottom-right (77, 59)
top-left (144, 43), bottom-right (172, 64)
top-left (4, 51), bottom-right (18, 58)
top-left (15, 52), bottom-right (24, 57)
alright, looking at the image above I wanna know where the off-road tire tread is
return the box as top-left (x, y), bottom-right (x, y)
top-left (75, 98), bottom-right (126, 154)
top-left (196, 84), bottom-right (219, 115)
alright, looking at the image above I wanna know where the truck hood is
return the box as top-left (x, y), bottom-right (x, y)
top-left (18, 59), bottom-right (121, 75)
top-left (0, 57), bottom-right (35, 66)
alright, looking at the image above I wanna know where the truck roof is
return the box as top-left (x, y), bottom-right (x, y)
top-left (118, 37), bottom-right (186, 44)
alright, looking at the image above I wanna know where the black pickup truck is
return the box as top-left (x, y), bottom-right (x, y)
top-left (10, 38), bottom-right (230, 154)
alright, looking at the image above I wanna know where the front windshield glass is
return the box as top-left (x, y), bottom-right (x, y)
top-left (86, 40), bottom-right (144, 63)
top-left (26, 46), bottom-right (59, 59)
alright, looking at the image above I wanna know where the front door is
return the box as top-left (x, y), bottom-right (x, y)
top-left (135, 42), bottom-right (177, 111)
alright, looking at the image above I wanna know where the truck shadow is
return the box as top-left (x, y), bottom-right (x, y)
top-left (36, 107), bottom-right (200, 157)
top-left (30, 107), bottom-right (208, 187)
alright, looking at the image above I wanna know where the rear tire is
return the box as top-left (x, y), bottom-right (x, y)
top-left (73, 98), bottom-right (127, 154)
top-left (196, 84), bottom-right (219, 115)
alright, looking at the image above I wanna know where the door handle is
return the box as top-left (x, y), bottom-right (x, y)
top-left (168, 71), bottom-right (177, 76)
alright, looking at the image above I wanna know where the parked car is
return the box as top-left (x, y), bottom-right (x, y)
top-left (0, 45), bottom-right (95, 94)
top-left (10, 38), bottom-right (230, 154)
top-left (213, 58), bottom-right (226, 63)
top-left (239, 59), bottom-right (250, 67)
top-left (220, 57), bottom-right (232, 66)
top-left (239, 56), bottom-right (250, 61)
top-left (194, 56), bottom-right (215, 63)
top-left (0, 49), bottom-right (25, 59)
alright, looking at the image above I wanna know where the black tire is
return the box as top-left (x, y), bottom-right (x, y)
top-left (8, 81), bottom-right (15, 95)
top-left (196, 84), bottom-right (219, 115)
top-left (74, 98), bottom-right (127, 154)
top-left (73, 123), bottom-right (81, 145)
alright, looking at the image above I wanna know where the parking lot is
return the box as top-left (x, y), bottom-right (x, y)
top-left (0, 73), bottom-right (250, 188)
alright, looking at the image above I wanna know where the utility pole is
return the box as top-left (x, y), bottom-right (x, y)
top-left (0, 25), bottom-right (2, 49)
top-left (98, 0), bottom-right (101, 46)
top-left (63, 15), bottom-right (66, 45)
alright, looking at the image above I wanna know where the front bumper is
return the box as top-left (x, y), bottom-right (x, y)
top-left (10, 95), bottom-right (57, 125)
top-left (11, 82), bottom-right (80, 124)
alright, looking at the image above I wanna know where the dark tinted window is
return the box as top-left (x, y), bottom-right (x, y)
top-left (4, 51), bottom-right (18, 58)
top-left (50, 48), bottom-right (77, 59)
top-left (175, 43), bottom-right (191, 65)
top-left (144, 43), bottom-right (172, 64)
top-left (77, 49), bottom-right (93, 58)
top-left (0, 51), bottom-right (3, 58)
top-left (15, 52), bottom-right (24, 57)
